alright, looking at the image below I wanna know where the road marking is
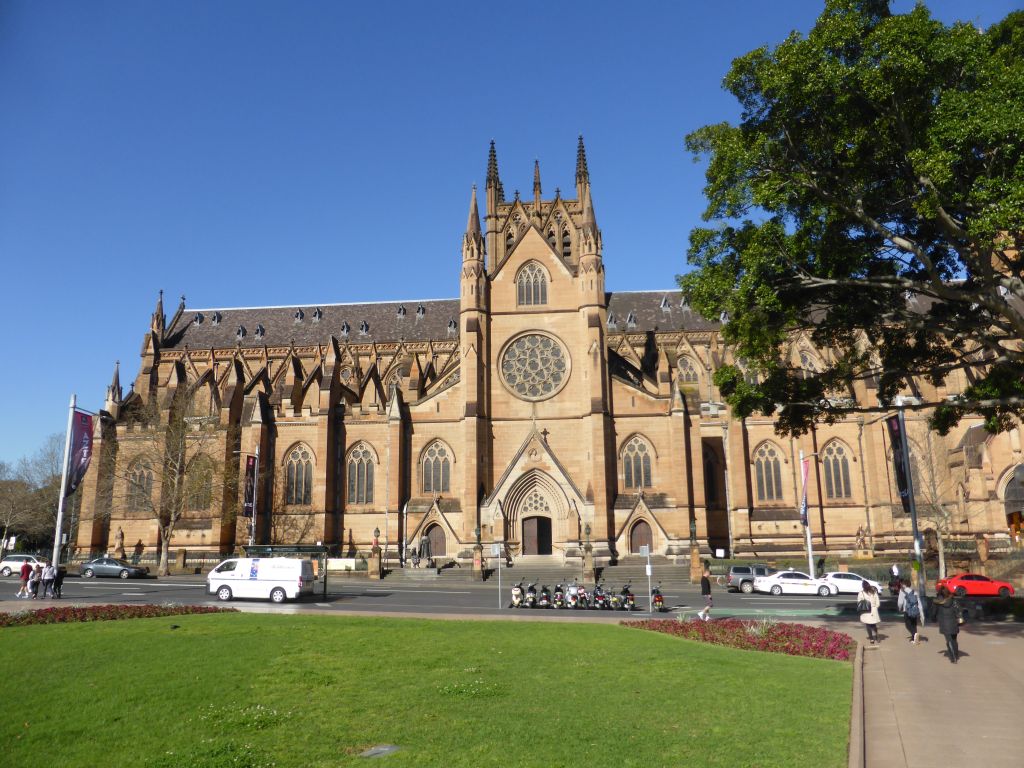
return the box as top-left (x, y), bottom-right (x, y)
top-left (356, 589), bottom-right (473, 595)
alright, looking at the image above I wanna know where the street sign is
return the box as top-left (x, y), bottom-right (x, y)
top-left (645, 563), bottom-right (652, 576)
top-left (491, 543), bottom-right (501, 557)
top-left (639, 545), bottom-right (649, 557)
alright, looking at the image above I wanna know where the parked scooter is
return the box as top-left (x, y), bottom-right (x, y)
top-left (539, 584), bottom-right (552, 609)
top-left (591, 582), bottom-right (610, 610)
top-left (619, 583), bottom-right (637, 611)
top-left (553, 583), bottom-right (566, 609)
top-left (510, 580), bottom-right (524, 608)
top-left (652, 583), bottom-right (667, 612)
top-left (524, 581), bottom-right (538, 609)
top-left (575, 582), bottom-right (590, 609)
top-left (609, 590), bottom-right (623, 610)
top-left (566, 580), bottom-right (580, 608)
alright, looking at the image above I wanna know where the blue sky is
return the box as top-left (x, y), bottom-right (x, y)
top-left (0, 0), bottom-right (1017, 465)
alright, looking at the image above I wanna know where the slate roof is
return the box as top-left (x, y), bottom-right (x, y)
top-left (161, 291), bottom-right (717, 351)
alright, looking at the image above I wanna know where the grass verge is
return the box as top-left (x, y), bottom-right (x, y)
top-left (0, 613), bottom-right (851, 767)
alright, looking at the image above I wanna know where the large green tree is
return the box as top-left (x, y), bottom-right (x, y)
top-left (680, 0), bottom-right (1024, 436)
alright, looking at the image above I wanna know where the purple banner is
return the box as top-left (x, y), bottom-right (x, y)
top-left (66, 410), bottom-right (93, 497)
top-left (242, 455), bottom-right (256, 517)
top-left (886, 415), bottom-right (912, 515)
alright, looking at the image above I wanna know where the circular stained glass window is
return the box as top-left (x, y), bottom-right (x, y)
top-left (500, 333), bottom-right (570, 401)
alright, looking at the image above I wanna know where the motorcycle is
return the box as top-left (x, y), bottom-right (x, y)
top-left (609, 591), bottom-right (623, 610)
top-left (576, 582), bottom-right (590, 610)
top-left (524, 581), bottom-right (538, 609)
top-left (591, 582), bottom-right (610, 610)
top-left (619, 584), bottom-right (636, 611)
top-left (652, 583), bottom-right (667, 612)
top-left (510, 580), bottom-right (524, 608)
top-left (566, 580), bottom-right (580, 609)
top-left (553, 583), bottom-right (566, 609)
top-left (539, 584), bottom-right (552, 609)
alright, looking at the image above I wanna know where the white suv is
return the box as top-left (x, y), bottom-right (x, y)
top-left (0, 554), bottom-right (46, 577)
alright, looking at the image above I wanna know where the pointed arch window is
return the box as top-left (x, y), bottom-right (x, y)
top-left (754, 443), bottom-right (784, 502)
top-left (561, 229), bottom-right (572, 259)
top-left (799, 351), bottom-right (817, 380)
top-left (623, 436), bottom-right (653, 489)
top-left (347, 443), bottom-right (375, 504)
top-left (517, 262), bottom-right (548, 306)
top-left (822, 441), bottom-right (853, 499)
top-left (422, 442), bottom-right (451, 494)
top-left (547, 230), bottom-right (557, 250)
top-left (285, 445), bottom-right (313, 505)
top-left (186, 457), bottom-right (214, 511)
top-left (677, 356), bottom-right (699, 385)
top-left (127, 460), bottom-right (154, 513)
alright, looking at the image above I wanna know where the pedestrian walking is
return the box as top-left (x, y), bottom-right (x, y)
top-left (15, 561), bottom-right (32, 598)
top-left (27, 563), bottom-right (42, 599)
top-left (857, 580), bottom-right (882, 645)
top-left (697, 567), bottom-right (713, 621)
top-left (929, 585), bottom-right (963, 664)
top-left (41, 562), bottom-right (56, 598)
top-left (898, 582), bottom-right (922, 644)
top-left (52, 566), bottom-right (66, 599)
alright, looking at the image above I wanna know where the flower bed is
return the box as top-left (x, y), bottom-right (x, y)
top-left (623, 617), bottom-right (856, 662)
top-left (0, 604), bottom-right (237, 628)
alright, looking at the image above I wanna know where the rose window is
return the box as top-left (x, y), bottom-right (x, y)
top-left (500, 333), bottom-right (569, 400)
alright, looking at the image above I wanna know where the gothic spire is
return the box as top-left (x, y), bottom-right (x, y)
top-left (575, 134), bottom-right (590, 188)
top-left (486, 140), bottom-right (503, 196)
top-left (582, 183), bottom-right (597, 233)
top-left (466, 184), bottom-right (481, 237)
top-left (150, 289), bottom-right (166, 336)
top-left (105, 360), bottom-right (123, 414)
top-left (532, 159), bottom-right (542, 215)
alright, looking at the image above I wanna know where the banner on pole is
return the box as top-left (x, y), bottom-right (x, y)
top-left (65, 410), bottom-right (94, 497)
top-left (886, 415), bottom-right (913, 515)
top-left (799, 457), bottom-right (810, 526)
top-left (242, 455), bottom-right (257, 517)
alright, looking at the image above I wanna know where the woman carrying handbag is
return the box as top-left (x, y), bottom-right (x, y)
top-left (929, 585), bottom-right (964, 664)
top-left (857, 581), bottom-right (882, 645)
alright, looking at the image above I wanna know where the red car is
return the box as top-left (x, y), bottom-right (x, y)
top-left (935, 573), bottom-right (1015, 598)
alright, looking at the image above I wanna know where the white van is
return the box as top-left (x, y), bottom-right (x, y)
top-left (207, 557), bottom-right (315, 603)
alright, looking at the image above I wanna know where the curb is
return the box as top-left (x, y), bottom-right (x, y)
top-left (848, 641), bottom-right (865, 768)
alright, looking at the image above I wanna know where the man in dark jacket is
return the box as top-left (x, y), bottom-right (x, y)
top-left (929, 586), bottom-right (963, 663)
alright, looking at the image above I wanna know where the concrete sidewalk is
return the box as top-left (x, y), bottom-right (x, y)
top-left (858, 619), bottom-right (1024, 767)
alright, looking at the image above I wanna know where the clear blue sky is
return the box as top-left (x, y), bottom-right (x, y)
top-left (0, 0), bottom-right (1017, 465)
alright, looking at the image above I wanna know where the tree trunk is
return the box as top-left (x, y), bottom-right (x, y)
top-left (0, 524), bottom-right (7, 558)
top-left (159, 530), bottom-right (171, 576)
top-left (936, 528), bottom-right (946, 580)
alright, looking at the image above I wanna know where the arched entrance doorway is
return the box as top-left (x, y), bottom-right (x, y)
top-left (522, 517), bottom-right (552, 555)
top-left (630, 520), bottom-right (653, 554)
top-left (425, 524), bottom-right (446, 558)
top-left (1004, 465), bottom-right (1024, 539)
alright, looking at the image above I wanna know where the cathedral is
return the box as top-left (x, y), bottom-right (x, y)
top-left (75, 138), bottom-right (1021, 565)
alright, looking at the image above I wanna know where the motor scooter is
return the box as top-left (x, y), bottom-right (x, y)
top-left (524, 581), bottom-right (538, 609)
top-left (539, 584), bottom-right (552, 609)
top-left (566, 580), bottom-right (580, 608)
top-left (651, 583), bottom-right (667, 612)
top-left (553, 583), bottom-right (566, 609)
top-left (575, 582), bottom-right (590, 609)
top-left (619, 583), bottom-right (636, 611)
top-left (591, 582), bottom-right (610, 610)
top-left (510, 580), bottom-right (525, 608)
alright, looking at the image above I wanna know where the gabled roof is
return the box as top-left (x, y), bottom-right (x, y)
top-left (160, 290), bottom-right (718, 351)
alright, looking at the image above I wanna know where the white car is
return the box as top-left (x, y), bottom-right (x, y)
top-left (0, 554), bottom-right (46, 577)
top-left (753, 570), bottom-right (836, 596)
top-left (821, 571), bottom-right (882, 595)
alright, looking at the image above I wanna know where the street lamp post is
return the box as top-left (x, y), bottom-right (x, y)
top-left (799, 449), bottom-right (819, 578)
top-left (234, 446), bottom-right (261, 550)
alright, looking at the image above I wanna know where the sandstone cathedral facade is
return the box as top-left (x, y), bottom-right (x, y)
top-left (76, 139), bottom-right (1022, 564)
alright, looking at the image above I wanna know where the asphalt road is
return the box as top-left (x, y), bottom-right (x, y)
top-left (3, 574), bottom-right (874, 620)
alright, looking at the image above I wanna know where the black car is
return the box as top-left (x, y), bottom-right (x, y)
top-left (80, 557), bottom-right (150, 579)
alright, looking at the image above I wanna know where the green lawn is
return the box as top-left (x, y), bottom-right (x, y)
top-left (0, 614), bottom-right (851, 767)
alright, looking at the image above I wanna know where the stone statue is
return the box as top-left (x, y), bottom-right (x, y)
top-left (114, 527), bottom-right (125, 557)
top-left (855, 526), bottom-right (867, 551)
